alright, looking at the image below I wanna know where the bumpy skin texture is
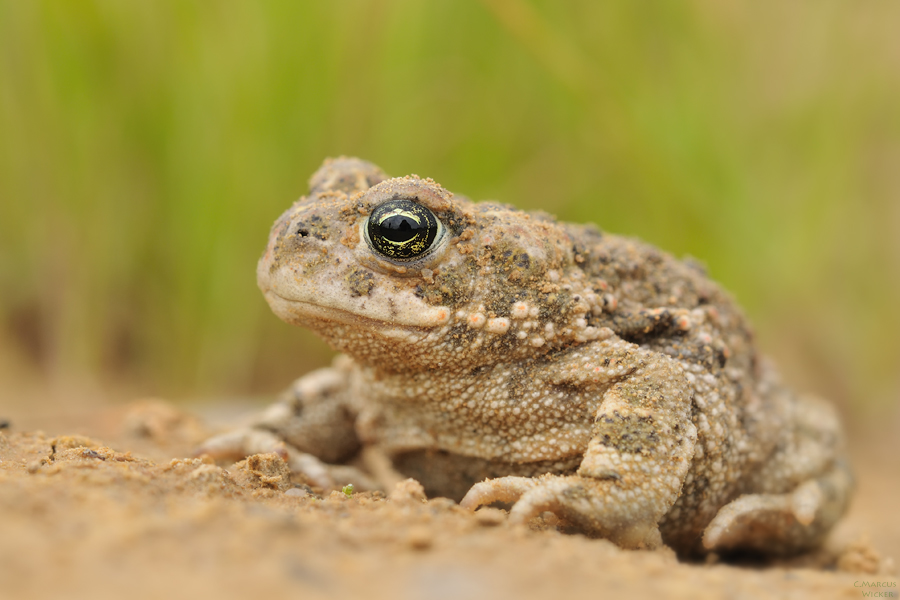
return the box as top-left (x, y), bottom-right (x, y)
top-left (199, 157), bottom-right (852, 556)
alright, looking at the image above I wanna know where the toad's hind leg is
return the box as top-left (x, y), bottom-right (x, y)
top-left (462, 340), bottom-right (698, 549)
top-left (702, 459), bottom-right (852, 554)
top-left (703, 393), bottom-right (853, 555)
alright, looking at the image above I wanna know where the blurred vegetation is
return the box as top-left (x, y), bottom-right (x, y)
top-left (0, 1), bottom-right (898, 415)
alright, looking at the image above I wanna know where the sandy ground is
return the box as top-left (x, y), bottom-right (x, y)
top-left (1, 398), bottom-right (896, 600)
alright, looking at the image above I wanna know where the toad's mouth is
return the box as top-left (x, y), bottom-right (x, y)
top-left (263, 290), bottom-right (441, 340)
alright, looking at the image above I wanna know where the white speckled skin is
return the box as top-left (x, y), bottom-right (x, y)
top-left (200, 157), bottom-right (852, 556)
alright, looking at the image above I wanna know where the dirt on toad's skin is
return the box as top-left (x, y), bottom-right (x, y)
top-left (0, 400), bottom-right (895, 600)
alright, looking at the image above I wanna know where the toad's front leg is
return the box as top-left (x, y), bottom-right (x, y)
top-left (196, 356), bottom-right (378, 490)
top-left (462, 343), bottom-right (697, 549)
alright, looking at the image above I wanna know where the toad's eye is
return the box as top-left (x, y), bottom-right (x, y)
top-left (366, 199), bottom-right (442, 261)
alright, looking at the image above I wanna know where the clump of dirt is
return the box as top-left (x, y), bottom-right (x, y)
top-left (0, 401), bottom-right (895, 600)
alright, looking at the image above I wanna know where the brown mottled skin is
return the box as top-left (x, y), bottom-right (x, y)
top-left (199, 157), bottom-right (852, 556)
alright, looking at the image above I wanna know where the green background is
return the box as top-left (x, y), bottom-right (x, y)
top-left (1, 1), bottom-right (898, 419)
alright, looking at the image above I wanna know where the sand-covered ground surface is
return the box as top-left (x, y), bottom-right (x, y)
top-left (1, 398), bottom-right (897, 600)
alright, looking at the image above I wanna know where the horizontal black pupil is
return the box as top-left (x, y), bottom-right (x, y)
top-left (379, 215), bottom-right (421, 242)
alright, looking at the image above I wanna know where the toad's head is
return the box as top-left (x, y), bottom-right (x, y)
top-left (258, 157), bottom-right (598, 372)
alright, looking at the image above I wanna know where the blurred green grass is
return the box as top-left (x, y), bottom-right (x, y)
top-left (0, 0), bottom-right (898, 415)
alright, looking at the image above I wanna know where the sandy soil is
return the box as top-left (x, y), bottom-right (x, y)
top-left (1, 399), bottom-right (896, 600)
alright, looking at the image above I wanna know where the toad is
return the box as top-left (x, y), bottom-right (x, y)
top-left (199, 157), bottom-right (851, 555)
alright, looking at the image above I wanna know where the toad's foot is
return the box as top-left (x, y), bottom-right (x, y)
top-left (703, 460), bottom-right (853, 555)
top-left (196, 427), bottom-right (376, 491)
top-left (461, 474), bottom-right (664, 549)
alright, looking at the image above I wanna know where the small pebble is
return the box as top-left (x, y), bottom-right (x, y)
top-left (405, 526), bottom-right (433, 550)
top-left (474, 507), bottom-right (506, 527)
top-left (285, 487), bottom-right (309, 498)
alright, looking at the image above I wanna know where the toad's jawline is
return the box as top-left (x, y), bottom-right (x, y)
top-left (264, 291), bottom-right (432, 341)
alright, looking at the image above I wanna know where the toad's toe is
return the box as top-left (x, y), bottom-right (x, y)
top-left (460, 476), bottom-right (538, 510)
